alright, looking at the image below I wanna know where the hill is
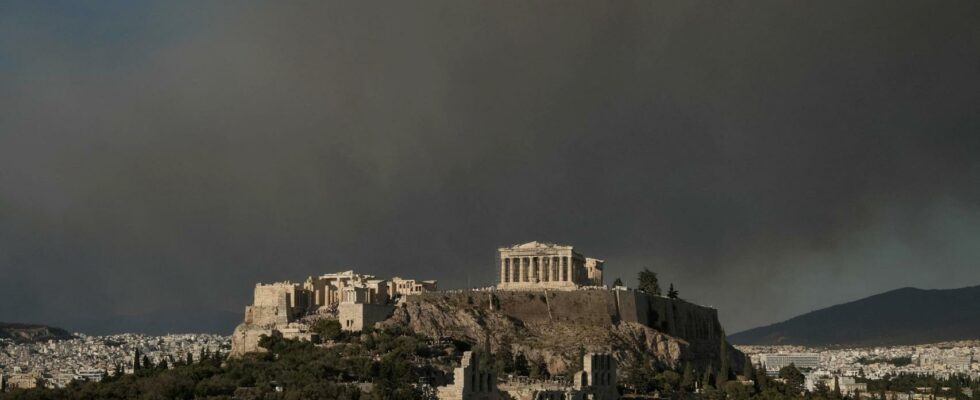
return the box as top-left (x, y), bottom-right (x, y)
top-left (729, 285), bottom-right (980, 346)
top-left (0, 322), bottom-right (74, 343)
top-left (379, 289), bottom-right (745, 374)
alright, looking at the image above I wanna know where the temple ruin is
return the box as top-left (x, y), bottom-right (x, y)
top-left (497, 242), bottom-right (604, 290)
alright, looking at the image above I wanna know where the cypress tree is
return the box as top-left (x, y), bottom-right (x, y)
top-left (743, 360), bottom-right (756, 392)
top-left (703, 363), bottom-right (715, 390)
top-left (755, 363), bottom-right (769, 392)
top-left (133, 349), bottom-right (141, 370)
top-left (717, 335), bottom-right (730, 387)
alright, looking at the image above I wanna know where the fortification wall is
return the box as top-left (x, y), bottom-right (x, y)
top-left (491, 290), bottom-right (617, 326)
top-left (616, 291), bottom-right (722, 341)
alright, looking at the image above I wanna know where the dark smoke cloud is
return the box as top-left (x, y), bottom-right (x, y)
top-left (1, 1), bottom-right (979, 334)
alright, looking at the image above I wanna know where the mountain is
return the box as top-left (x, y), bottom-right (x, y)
top-left (0, 322), bottom-right (74, 342)
top-left (729, 285), bottom-right (980, 346)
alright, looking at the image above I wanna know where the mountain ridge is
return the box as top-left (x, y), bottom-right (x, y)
top-left (729, 285), bottom-right (980, 346)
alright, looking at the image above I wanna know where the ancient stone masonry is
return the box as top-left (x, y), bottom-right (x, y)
top-left (303, 270), bottom-right (387, 311)
top-left (573, 353), bottom-right (618, 400)
top-left (435, 351), bottom-right (618, 400)
top-left (231, 269), bottom-right (435, 356)
top-left (391, 276), bottom-right (438, 297)
top-left (246, 282), bottom-right (311, 327)
top-left (437, 351), bottom-right (501, 400)
top-left (493, 352), bottom-right (620, 400)
top-left (497, 242), bottom-right (604, 290)
top-left (231, 242), bottom-right (742, 378)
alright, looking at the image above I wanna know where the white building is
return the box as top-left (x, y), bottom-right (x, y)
top-left (760, 353), bottom-right (821, 374)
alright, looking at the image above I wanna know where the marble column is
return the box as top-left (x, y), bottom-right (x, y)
top-left (533, 257), bottom-right (539, 281)
top-left (563, 256), bottom-right (569, 281)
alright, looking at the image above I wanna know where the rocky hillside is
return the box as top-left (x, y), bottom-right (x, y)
top-left (0, 322), bottom-right (74, 343)
top-left (379, 289), bottom-right (743, 376)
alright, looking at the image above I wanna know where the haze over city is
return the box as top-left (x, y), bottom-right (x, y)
top-left (1, 1), bottom-right (979, 336)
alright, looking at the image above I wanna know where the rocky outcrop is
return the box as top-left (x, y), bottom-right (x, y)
top-left (378, 289), bottom-right (743, 376)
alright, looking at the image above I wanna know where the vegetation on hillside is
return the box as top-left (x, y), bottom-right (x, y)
top-left (0, 325), bottom-right (448, 400)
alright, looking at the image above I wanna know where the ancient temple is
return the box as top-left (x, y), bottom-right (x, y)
top-left (496, 241), bottom-right (604, 289)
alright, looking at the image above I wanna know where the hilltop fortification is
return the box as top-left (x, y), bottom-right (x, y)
top-left (230, 242), bottom-right (743, 378)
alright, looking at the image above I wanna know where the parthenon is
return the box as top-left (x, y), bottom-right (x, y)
top-left (497, 241), bottom-right (604, 289)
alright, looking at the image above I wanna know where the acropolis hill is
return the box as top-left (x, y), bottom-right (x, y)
top-left (231, 241), bottom-right (744, 381)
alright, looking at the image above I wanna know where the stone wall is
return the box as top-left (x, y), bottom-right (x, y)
top-left (338, 303), bottom-right (395, 332)
top-left (615, 290), bottom-right (722, 341)
top-left (437, 351), bottom-right (501, 400)
top-left (467, 289), bottom-right (721, 344)
top-left (230, 325), bottom-right (273, 357)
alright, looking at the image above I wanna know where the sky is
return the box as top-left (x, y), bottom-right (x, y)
top-left (1, 1), bottom-right (979, 335)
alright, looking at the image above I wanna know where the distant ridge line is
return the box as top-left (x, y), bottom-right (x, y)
top-left (728, 285), bottom-right (980, 347)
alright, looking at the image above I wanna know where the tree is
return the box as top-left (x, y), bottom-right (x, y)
top-left (702, 366), bottom-right (715, 390)
top-left (623, 356), bottom-right (655, 393)
top-left (668, 283), bottom-right (679, 299)
top-left (743, 359), bottom-right (756, 390)
top-left (834, 375), bottom-right (843, 399)
top-left (717, 335), bottom-right (730, 387)
top-left (725, 380), bottom-right (753, 400)
top-left (815, 380), bottom-right (831, 398)
top-left (681, 362), bottom-right (695, 391)
top-left (779, 364), bottom-right (805, 395)
top-left (613, 278), bottom-right (624, 287)
top-left (493, 346), bottom-right (515, 375)
top-left (658, 370), bottom-right (682, 391)
top-left (528, 356), bottom-right (548, 379)
top-left (638, 268), bottom-right (661, 295)
top-left (514, 353), bottom-right (530, 376)
top-left (142, 355), bottom-right (153, 370)
top-left (951, 375), bottom-right (963, 400)
top-left (314, 319), bottom-right (344, 341)
top-left (185, 352), bottom-right (193, 365)
top-left (133, 349), bottom-right (142, 370)
top-left (754, 363), bottom-right (768, 392)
